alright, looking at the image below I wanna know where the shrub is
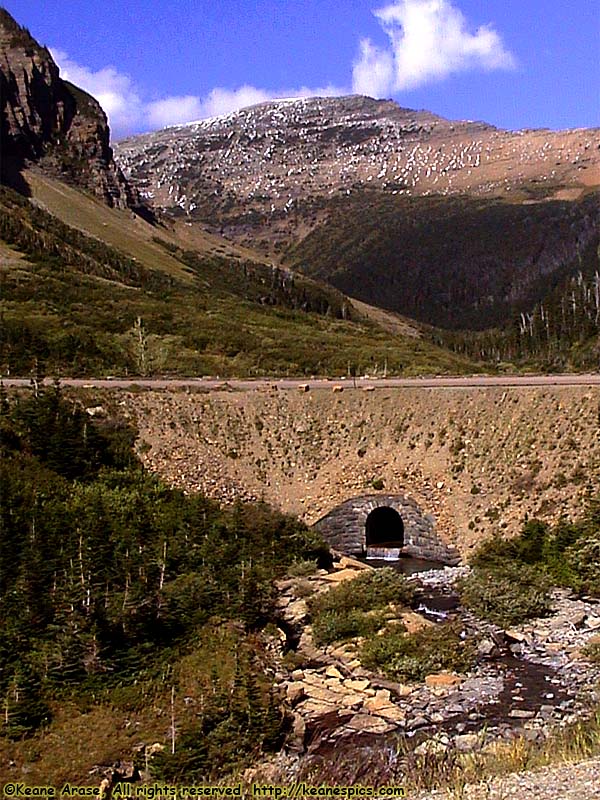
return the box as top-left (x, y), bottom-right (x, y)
top-left (310, 568), bottom-right (414, 617)
top-left (469, 502), bottom-right (600, 599)
top-left (360, 622), bottom-right (475, 683)
top-left (287, 559), bottom-right (319, 578)
top-left (582, 640), bottom-right (600, 664)
top-left (309, 569), bottom-right (414, 646)
top-left (460, 562), bottom-right (552, 628)
top-left (312, 609), bottom-right (389, 646)
top-left (566, 536), bottom-right (600, 596)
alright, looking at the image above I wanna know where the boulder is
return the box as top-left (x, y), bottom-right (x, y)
top-left (339, 693), bottom-right (366, 709)
top-left (344, 713), bottom-right (395, 734)
top-left (396, 610), bottom-right (434, 634)
top-left (365, 702), bottom-right (405, 722)
top-left (424, 672), bottom-right (463, 689)
top-left (298, 630), bottom-right (321, 661)
top-left (286, 683), bottom-right (305, 705)
top-left (415, 738), bottom-right (448, 756)
top-left (339, 556), bottom-right (372, 571)
top-left (297, 698), bottom-right (337, 719)
top-left (477, 638), bottom-right (499, 658)
top-left (323, 569), bottom-right (363, 583)
top-left (288, 714), bottom-right (306, 753)
top-left (505, 629), bottom-right (529, 644)
top-left (325, 665), bottom-right (344, 680)
top-left (455, 733), bottom-right (481, 752)
top-left (285, 599), bottom-right (309, 625)
top-left (343, 678), bottom-right (371, 692)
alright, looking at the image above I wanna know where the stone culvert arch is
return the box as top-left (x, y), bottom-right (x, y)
top-left (313, 494), bottom-right (460, 565)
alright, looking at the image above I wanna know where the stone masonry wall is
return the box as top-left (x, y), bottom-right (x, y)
top-left (313, 494), bottom-right (461, 564)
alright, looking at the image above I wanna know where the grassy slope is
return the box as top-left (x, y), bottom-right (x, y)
top-left (25, 169), bottom-right (283, 272)
top-left (0, 180), bottom-right (476, 377)
top-left (25, 170), bottom-right (219, 281)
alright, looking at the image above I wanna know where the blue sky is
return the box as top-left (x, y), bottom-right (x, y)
top-left (5, 0), bottom-right (600, 138)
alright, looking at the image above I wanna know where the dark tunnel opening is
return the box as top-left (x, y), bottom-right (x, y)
top-left (365, 506), bottom-right (405, 548)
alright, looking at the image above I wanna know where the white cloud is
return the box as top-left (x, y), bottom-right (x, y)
top-left (51, 50), bottom-right (345, 137)
top-left (196, 86), bottom-right (274, 120)
top-left (193, 84), bottom-right (346, 121)
top-left (352, 39), bottom-right (395, 98)
top-left (146, 95), bottom-right (205, 129)
top-left (352, 0), bottom-right (516, 96)
top-left (50, 2), bottom-right (515, 137)
top-left (51, 49), bottom-right (144, 136)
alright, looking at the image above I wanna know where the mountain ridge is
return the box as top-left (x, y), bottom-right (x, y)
top-left (116, 93), bottom-right (599, 220)
top-left (1, 8), bottom-right (598, 374)
top-left (115, 94), bottom-right (599, 352)
top-left (0, 7), bottom-right (137, 210)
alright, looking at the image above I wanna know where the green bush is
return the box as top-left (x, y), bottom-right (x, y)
top-left (566, 536), bottom-right (600, 596)
top-left (460, 562), bottom-right (552, 627)
top-left (287, 559), bottom-right (319, 578)
top-left (310, 568), bottom-right (414, 617)
top-left (360, 622), bottom-right (475, 683)
top-left (312, 609), bottom-right (389, 646)
top-left (309, 568), bottom-right (414, 647)
top-left (582, 640), bottom-right (600, 665)
top-left (151, 654), bottom-right (283, 781)
top-left (469, 502), bottom-right (600, 599)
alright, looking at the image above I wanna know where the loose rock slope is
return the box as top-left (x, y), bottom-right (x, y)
top-left (112, 384), bottom-right (600, 555)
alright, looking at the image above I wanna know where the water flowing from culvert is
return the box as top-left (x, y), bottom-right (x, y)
top-left (362, 549), bottom-right (447, 576)
top-left (365, 546), bottom-right (403, 560)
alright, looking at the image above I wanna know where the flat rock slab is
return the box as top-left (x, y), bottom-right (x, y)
top-left (425, 672), bottom-right (463, 688)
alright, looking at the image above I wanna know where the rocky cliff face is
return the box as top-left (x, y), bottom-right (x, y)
top-left (0, 9), bottom-right (135, 208)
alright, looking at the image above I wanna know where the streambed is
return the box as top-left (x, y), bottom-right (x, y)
top-left (293, 565), bottom-right (600, 757)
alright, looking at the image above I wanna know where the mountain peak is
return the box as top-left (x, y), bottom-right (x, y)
top-left (116, 93), bottom-right (598, 221)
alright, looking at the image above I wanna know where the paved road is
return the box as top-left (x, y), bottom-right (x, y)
top-left (3, 374), bottom-right (600, 390)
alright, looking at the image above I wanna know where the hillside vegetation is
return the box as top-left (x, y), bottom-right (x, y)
top-left (0, 384), bottom-right (328, 780)
top-left (0, 184), bottom-right (477, 377)
top-left (285, 191), bottom-right (599, 350)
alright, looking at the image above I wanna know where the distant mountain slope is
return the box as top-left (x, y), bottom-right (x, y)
top-left (0, 8), bottom-right (135, 209)
top-left (0, 11), bottom-right (480, 379)
top-left (116, 95), bottom-right (600, 350)
top-left (116, 95), bottom-right (599, 221)
top-left (0, 181), bottom-right (475, 377)
top-left (1, 7), bottom-right (595, 376)
top-left (285, 191), bottom-right (600, 330)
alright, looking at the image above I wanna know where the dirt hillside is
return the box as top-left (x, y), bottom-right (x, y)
top-left (110, 385), bottom-right (600, 555)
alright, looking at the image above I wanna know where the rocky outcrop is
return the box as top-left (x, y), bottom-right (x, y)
top-left (0, 8), bottom-right (136, 208)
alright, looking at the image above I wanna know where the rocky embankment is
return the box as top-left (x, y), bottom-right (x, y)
top-left (270, 557), bottom-right (600, 759)
top-left (118, 385), bottom-right (600, 555)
